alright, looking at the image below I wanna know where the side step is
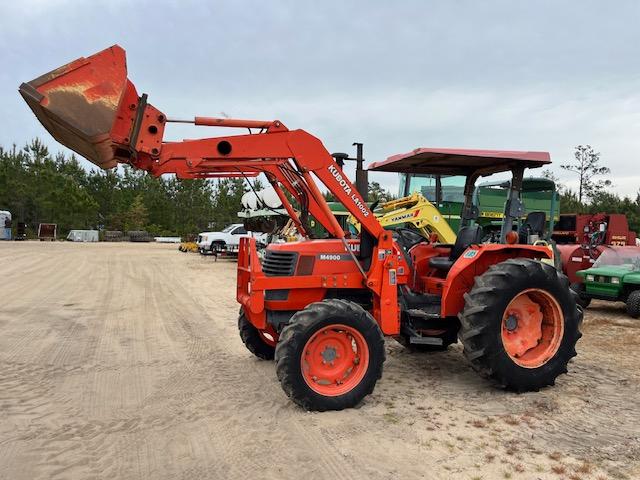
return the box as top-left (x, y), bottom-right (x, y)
top-left (409, 335), bottom-right (444, 346)
top-left (406, 308), bottom-right (440, 319)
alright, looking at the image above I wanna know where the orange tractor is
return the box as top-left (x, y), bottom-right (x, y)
top-left (20, 46), bottom-right (582, 411)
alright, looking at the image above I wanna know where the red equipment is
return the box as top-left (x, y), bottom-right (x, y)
top-left (554, 213), bottom-right (638, 284)
top-left (20, 45), bottom-right (582, 411)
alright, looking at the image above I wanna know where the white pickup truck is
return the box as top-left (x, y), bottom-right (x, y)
top-left (197, 224), bottom-right (265, 255)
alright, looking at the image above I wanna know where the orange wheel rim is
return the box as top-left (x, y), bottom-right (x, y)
top-left (501, 288), bottom-right (564, 368)
top-left (301, 324), bottom-right (369, 396)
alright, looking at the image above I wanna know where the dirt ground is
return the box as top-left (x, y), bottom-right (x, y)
top-left (0, 242), bottom-right (638, 480)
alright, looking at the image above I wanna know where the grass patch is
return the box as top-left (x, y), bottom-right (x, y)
top-left (505, 446), bottom-right (518, 456)
top-left (576, 462), bottom-right (593, 474)
top-left (503, 415), bottom-right (520, 426)
top-left (548, 451), bottom-right (563, 461)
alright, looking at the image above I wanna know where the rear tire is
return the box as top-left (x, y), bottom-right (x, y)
top-left (626, 290), bottom-right (640, 318)
top-left (238, 310), bottom-right (276, 360)
top-left (459, 258), bottom-right (582, 392)
top-left (570, 282), bottom-right (591, 309)
top-left (275, 299), bottom-right (385, 411)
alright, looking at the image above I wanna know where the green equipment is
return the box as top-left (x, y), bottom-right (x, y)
top-left (576, 246), bottom-right (640, 317)
top-left (399, 174), bottom-right (559, 239)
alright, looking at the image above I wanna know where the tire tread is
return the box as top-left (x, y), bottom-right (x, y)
top-left (459, 258), bottom-right (582, 392)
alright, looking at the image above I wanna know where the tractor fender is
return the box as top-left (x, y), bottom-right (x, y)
top-left (440, 244), bottom-right (553, 318)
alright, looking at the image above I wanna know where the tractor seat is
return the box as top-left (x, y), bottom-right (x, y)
top-left (429, 225), bottom-right (483, 272)
top-left (519, 211), bottom-right (546, 244)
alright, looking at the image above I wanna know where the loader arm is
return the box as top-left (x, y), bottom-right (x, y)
top-left (20, 44), bottom-right (403, 332)
top-left (19, 45), bottom-right (382, 240)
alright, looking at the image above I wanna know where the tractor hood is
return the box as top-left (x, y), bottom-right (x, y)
top-left (19, 45), bottom-right (140, 169)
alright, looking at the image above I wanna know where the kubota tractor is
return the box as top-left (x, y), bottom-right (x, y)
top-left (20, 45), bottom-right (582, 411)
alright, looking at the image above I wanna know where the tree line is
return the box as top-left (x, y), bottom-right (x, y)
top-left (545, 144), bottom-right (640, 233)
top-left (0, 139), bottom-right (245, 238)
top-left (1, 140), bottom-right (639, 238)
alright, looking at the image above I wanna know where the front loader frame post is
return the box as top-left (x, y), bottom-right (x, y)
top-left (500, 166), bottom-right (525, 243)
top-left (460, 173), bottom-right (480, 229)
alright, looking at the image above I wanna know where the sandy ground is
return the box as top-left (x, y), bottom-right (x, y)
top-left (0, 242), bottom-right (638, 480)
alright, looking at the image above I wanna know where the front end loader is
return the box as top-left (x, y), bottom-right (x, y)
top-left (21, 45), bottom-right (582, 411)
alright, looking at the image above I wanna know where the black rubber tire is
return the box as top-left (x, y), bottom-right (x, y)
top-left (238, 309), bottom-right (276, 360)
top-left (626, 290), bottom-right (640, 318)
top-left (570, 282), bottom-right (592, 309)
top-left (459, 258), bottom-right (583, 392)
top-left (275, 299), bottom-right (385, 411)
top-left (210, 241), bottom-right (225, 254)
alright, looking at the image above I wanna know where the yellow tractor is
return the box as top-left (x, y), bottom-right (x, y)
top-left (178, 234), bottom-right (199, 253)
top-left (348, 192), bottom-right (457, 244)
top-left (178, 241), bottom-right (199, 252)
top-left (376, 192), bottom-right (457, 243)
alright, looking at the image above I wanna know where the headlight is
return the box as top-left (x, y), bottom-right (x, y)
top-left (611, 277), bottom-right (620, 284)
top-left (586, 274), bottom-right (595, 282)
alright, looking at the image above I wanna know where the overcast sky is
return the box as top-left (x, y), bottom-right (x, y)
top-left (1, 0), bottom-right (639, 197)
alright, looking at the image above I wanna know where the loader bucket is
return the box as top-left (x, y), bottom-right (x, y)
top-left (19, 45), bottom-right (135, 169)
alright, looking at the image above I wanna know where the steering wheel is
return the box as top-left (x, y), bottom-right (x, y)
top-left (394, 227), bottom-right (427, 251)
top-left (588, 230), bottom-right (606, 259)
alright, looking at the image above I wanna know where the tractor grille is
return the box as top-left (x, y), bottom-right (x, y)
top-left (262, 251), bottom-right (298, 276)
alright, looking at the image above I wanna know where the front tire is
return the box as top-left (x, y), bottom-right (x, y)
top-left (210, 241), bottom-right (226, 255)
top-left (459, 258), bottom-right (582, 392)
top-left (275, 299), bottom-right (385, 411)
top-left (238, 310), bottom-right (276, 360)
top-left (626, 290), bottom-right (640, 318)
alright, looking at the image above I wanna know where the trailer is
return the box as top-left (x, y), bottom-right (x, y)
top-left (0, 211), bottom-right (11, 240)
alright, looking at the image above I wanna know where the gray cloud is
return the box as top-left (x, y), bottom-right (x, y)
top-left (2, 0), bottom-right (639, 197)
